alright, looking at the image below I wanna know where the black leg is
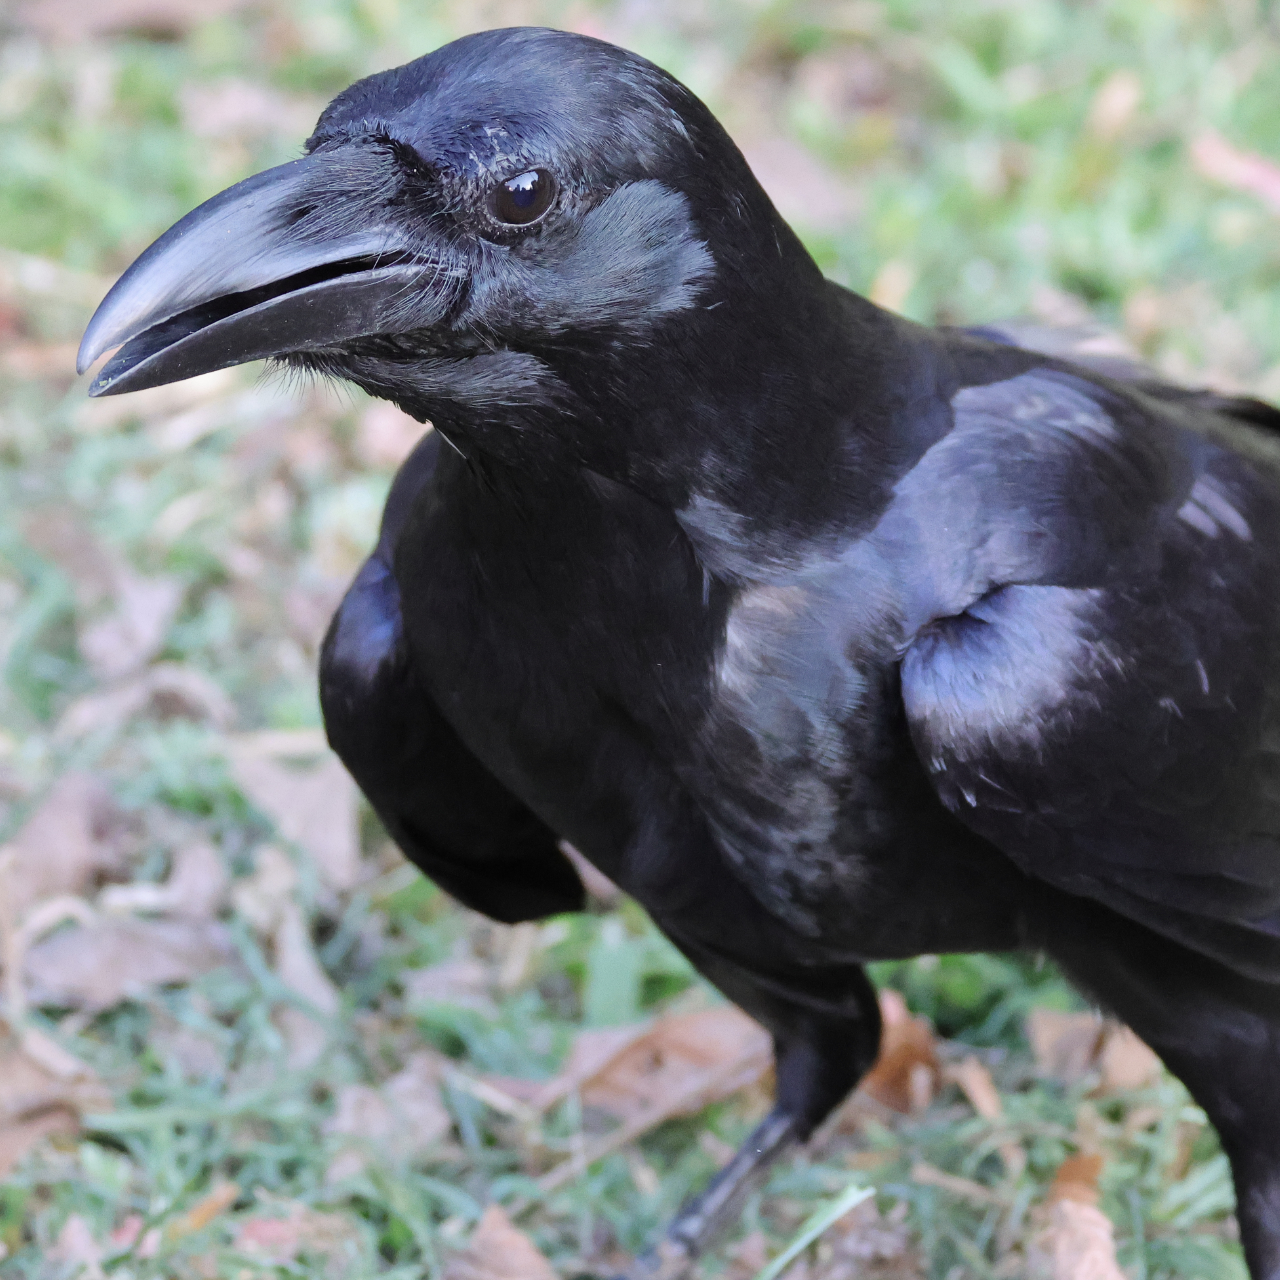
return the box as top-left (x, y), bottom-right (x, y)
top-left (1044, 902), bottom-right (1280, 1280)
top-left (622, 931), bottom-right (884, 1279)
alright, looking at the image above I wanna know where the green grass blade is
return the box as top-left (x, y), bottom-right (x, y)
top-left (752, 1182), bottom-right (875, 1280)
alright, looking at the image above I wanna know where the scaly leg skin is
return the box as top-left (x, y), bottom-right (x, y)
top-left (1047, 902), bottom-right (1280, 1280)
top-left (625, 1110), bottom-right (799, 1280)
top-left (620, 939), bottom-right (885, 1280)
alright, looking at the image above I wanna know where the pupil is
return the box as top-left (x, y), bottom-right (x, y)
top-left (507, 172), bottom-right (538, 207)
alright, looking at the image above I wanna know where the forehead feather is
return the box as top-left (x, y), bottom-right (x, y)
top-left (307, 27), bottom-right (692, 179)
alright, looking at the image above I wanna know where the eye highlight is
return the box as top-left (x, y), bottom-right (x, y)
top-left (490, 169), bottom-right (556, 226)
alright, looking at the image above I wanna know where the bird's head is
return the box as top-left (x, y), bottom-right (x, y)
top-left (79, 28), bottom-right (833, 484)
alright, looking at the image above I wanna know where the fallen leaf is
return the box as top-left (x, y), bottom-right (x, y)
top-left (1027, 1155), bottom-right (1126, 1280)
top-left (1191, 128), bottom-right (1280, 214)
top-left (227, 736), bottom-right (360, 894)
top-left (445, 1205), bottom-right (557, 1280)
top-left (22, 509), bottom-right (115, 609)
top-left (99, 841), bottom-right (227, 919)
top-left (944, 1055), bottom-right (1025, 1175)
top-left (1049, 1153), bottom-right (1104, 1206)
top-left (0, 1037), bottom-right (109, 1178)
top-left (166, 1181), bottom-right (240, 1240)
top-left (230, 844), bottom-right (296, 935)
top-left (860, 990), bottom-right (937, 1113)
top-left (324, 1051), bottom-right (452, 1179)
top-left (945, 1055), bottom-right (1001, 1119)
top-left (232, 1200), bottom-right (359, 1268)
top-left (910, 1161), bottom-right (1004, 1208)
top-left (1, 772), bottom-right (128, 918)
top-left (1027, 1010), bottom-right (1103, 1083)
top-left (24, 916), bottom-right (235, 1011)
top-left (1093, 1024), bottom-right (1162, 1093)
top-left (78, 569), bottom-right (184, 681)
top-left (1027, 1010), bottom-right (1161, 1093)
top-left (536, 1006), bottom-right (771, 1191)
top-left (1041, 1199), bottom-right (1127, 1280)
top-left (56, 664), bottom-right (234, 742)
top-left (525, 1022), bottom-right (649, 1112)
top-left (274, 899), bottom-right (339, 1068)
top-left (576, 1006), bottom-right (769, 1121)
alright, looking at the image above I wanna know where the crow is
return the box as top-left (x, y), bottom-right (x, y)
top-left (78, 27), bottom-right (1280, 1279)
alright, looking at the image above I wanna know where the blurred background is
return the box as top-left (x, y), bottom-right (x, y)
top-left (0, 0), bottom-right (1277, 1276)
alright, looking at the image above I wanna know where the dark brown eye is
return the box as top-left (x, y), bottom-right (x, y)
top-left (490, 169), bottom-right (556, 225)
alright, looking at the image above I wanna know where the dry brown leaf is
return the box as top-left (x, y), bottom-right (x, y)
top-left (526, 1022), bottom-right (650, 1112)
top-left (227, 738), bottom-right (360, 894)
top-left (324, 1051), bottom-right (452, 1180)
top-left (24, 916), bottom-right (234, 1011)
top-left (79, 569), bottom-right (184, 681)
top-left (99, 840), bottom-right (227, 919)
top-left (1191, 129), bottom-right (1280, 214)
top-left (2, 772), bottom-right (128, 919)
top-left (860, 990), bottom-right (937, 1113)
top-left (445, 1205), bottom-right (557, 1280)
top-left (166, 1181), bottom-right (240, 1240)
top-left (535, 1007), bottom-right (771, 1192)
top-left (17, 0), bottom-right (252, 40)
top-left (910, 1161), bottom-right (1003, 1208)
top-left (1028, 1010), bottom-right (1104, 1083)
top-left (0, 1037), bottom-right (110, 1178)
top-left (1094, 1025), bottom-right (1162, 1092)
top-left (943, 1055), bottom-right (1026, 1176)
top-left (1049, 1153), bottom-right (1104, 1206)
top-left (577, 1006), bottom-right (769, 1121)
top-left (1027, 1157), bottom-right (1124, 1280)
top-left (274, 900), bottom-right (340, 1068)
top-left (1027, 1009), bottom-right (1161, 1093)
top-left (22, 509), bottom-right (115, 609)
top-left (56, 664), bottom-right (233, 742)
top-left (231, 844), bottom-right (296, 934)
top-left (231, 1200), bottom-right (359, 1268)
top-left (1041, 1199), bottom-right (1127, 1280)
top-left (945, 1055), bottom-right (1001, 1120)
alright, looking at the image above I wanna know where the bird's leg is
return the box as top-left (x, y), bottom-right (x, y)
top-left (1046, 904), bottom-right (1280, 1280)
top-left (622, 939), bottom-right (884, 1280)
top-left (626, 1109), bottom-right (799, 1280)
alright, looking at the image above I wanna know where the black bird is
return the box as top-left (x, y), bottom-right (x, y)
top-left (78, 28), bottom-right (1280, 1279)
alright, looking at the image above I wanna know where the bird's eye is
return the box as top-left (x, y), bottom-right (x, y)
top-left (490, 169), bottom-right (556, 226)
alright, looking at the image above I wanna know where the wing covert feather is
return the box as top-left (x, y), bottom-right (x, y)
top-left (899, 369), bottom-right (1280, 979)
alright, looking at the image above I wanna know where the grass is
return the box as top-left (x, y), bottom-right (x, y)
top-left (0, 0), bottom-right (1277, 1275)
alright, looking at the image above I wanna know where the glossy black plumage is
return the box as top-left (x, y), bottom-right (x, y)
top-left (80, 28), bottom-right (1280, 1279)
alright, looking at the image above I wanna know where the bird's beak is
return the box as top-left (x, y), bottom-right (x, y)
top-left (78, 151), bottom-right (452, 397)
